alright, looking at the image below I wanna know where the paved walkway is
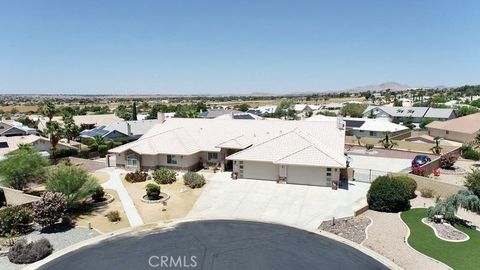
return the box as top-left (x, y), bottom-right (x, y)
top-left (188, 172), bottom-right (369, 230)
top-left (362, 210), bottom-right (450, 270)
top-left (99, 167), bottom-right (144, 227)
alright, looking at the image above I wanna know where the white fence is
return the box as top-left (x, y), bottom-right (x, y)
top-left (352, 168), bottom-right (390, 183)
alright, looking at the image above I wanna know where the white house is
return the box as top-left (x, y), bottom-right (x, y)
top-left (109, 118), bottom-right (347, 186)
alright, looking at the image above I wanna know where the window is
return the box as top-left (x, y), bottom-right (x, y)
top-left (446, 130), bottom-right (449, 134)
top-left (208, 152), bottom-right (218, 161)
top-left (127, 155), bottom-right (139, 167)
top-left (0, 126), bottom-right (4, 129)
top-left (369, 131), bottom-right (376, 136)
top-left (167, 155), bottom-right (177, 164)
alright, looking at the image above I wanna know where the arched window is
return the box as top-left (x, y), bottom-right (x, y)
top-left (127, 154), bottom-right (139, 167)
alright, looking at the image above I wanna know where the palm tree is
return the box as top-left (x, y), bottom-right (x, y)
top-left (92, 135), bottom-right (105, 146)
top-left (41, 100), bottom-right (56, 122)
top-left (44, 121), bottom-right (64, 152)
top-left (430, 136), bottom-right (443, 154)
top-left (63, 114), bottom-right (79, 143)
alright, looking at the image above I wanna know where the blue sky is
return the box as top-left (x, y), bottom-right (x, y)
top-left (1, 0), bottom-right (479, 95)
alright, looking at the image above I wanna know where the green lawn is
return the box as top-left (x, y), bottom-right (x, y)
top-left (401, 208), bottom-right (480, 270)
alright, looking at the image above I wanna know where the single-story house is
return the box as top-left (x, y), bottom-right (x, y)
top-left (426, 113), bottom-right (480, 143)
top-left (293, 104), bottom-right (321, 113)
top-left (80, 119), bottom-right (162, 141)
top-left (0, 121), bottom-right (37, 137)
top-left (247, 105), bottom-right (278, 116)
top-left (322, 103), bottom-right (344, 110)
top-left (109, 118), bottom-right (347, 186)
top-left (198, 109), bottom-right (243, 119)
top-left (306, 115), bottom-right (409, 138)
top-left (31, 114), bottom-right (123, 131)
top-left (0, 135), bottom-right (77, 160)
top-left (362, 106), bottom-right (456, 123)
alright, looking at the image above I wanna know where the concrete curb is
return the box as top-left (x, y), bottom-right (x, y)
top-left (398, 211), bottom-right (453, 270)
top-left (25, 217), bottom-right (400, 270)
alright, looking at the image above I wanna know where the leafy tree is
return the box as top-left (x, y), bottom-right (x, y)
top-left (273, 100), bottom-right (295, 119)
top-left (32, 192), bottom-right (67, 229)
top-left (235, 103), bottom-right (249, 112)
top-left (428, 190), bottom-right (480, 222)
top-left (419, 118), bottom-right (435, 129)
top-left (46, 163), bottom-right (100, 206)
top-left (470, 99), bottom-right (480, 108)
top-left (339, 103), bottom-right (367, 118)
top-left (465, 169), bottom-right (480, 197)
top-left (457, 106), bottom-right (479, 117)
top-left (393, 99), bottom-right (402, 107)
top-left (0, 148), bottom-right (48, 190)
top-left (131, 102), bottom-right (138, 120)
top-left (63, 114), bottom-right (79, 143)
top-left (115, 104), bottom-right (132, 120)
top-left (403, 116), bottom-right (415, 129)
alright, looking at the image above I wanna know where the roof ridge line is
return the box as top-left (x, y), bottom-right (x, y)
top-left (294, 130), bottom-right (345, 166)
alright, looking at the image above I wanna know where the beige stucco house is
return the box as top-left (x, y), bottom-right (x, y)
top-left (109, 118), bottom-right (347, 186)
top-left (427, 113), bottom-right (480, 143)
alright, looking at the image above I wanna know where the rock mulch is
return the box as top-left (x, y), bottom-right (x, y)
top-left (423, 218), bottom-right (468, 241)
top-left (318, 216), bottom-right (371, 244)
top-left (0, 226), bottom-right (99, 270)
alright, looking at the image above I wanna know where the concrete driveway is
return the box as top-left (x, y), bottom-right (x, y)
top-left (188, 173), bottom-right (369, 230)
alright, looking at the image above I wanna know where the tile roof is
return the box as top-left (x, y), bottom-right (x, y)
top-left (363, 106), bottom-right (454, 119)
top-left (110, 118), bottom-right (346, 168)
top-left (306, 116), bottom-right (408, 133)
top-left (80, 119), bottom-right (162, 138)
top-left (426, 112), bottom-right (480, 134)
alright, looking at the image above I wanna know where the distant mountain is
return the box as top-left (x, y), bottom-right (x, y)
top-left (341, 81), bottom-right (414, 92)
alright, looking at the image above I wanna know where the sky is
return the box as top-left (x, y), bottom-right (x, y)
top-left (0, 0), bottom-right (479, 95)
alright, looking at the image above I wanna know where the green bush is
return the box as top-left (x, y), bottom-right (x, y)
top-left (113, 141), bottom-right (123, 148)
top-left (365, 144), bottom-right (374, 150)
top-left (0, 188), bottom-right (6, 207)
top-left (52, 148), bottom-right (78, 159)
top-left (106, 211), bottom-right (121, 222)
top-left (125, 171), bottom-right (148, 183)
top-left (420, 188), bottom-right (435, 198)
top-left (183, 172), bottom-right (206, 189)
top-left (465, 169), bottom-right (480, 197)
top-left (145, 183), bottom-right (161, 200)
top-left (91, 186), bottom-right (105, 202)
top-left (152, 168), bottom-right (177, 184)
top-left (367, 175), bottom-right (411, 212)
top-left (392, 175), bottom-right (417, 199)
top-left (463, 149), bottom-right (480, 161)
top-left (0, 206), bottom-right (33, 236)
top-left (80, 147), bottom-right (90, 158)
top-left (98, 145), bottom-right (108, 158)
top-left (8, 238), bottom-right (53, 264)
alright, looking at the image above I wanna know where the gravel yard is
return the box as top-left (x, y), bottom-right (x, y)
top-left (0, 227), bottom-right (99, 270)
top-left (318, 216), bottom-right (371, 244)
top-left (423, 218), bottom-right (468, 241)
top-left (361, 210), bottom-right (450, 270)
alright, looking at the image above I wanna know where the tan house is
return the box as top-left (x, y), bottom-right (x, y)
top-left (426, 113), bottom-right (480, 143)
top-left (109, 118), bottom-right (347, 186)
top-left (0, 135), bottom-right (76, 159)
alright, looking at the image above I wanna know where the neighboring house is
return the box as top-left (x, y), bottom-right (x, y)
top-left (426, 113), bottom-right (480, 143)
top-left (80, 119), bottom-right (162, 141)
top-left (0, 135), bottom-right (77, 160)
top-left (306, 115), bottom-right (409, 138)
top-left (0, 121), bottom-right (37, 137)
top-left (31, 114), bottom-right (123, 131)
top-left (247, 105), bottom-right (278, 116)
top-left (214, 112), bottom-right (261, 120)
top-left (198, 109), bottom-right (242, 119)
top-left (362, 106), bottom-right (456, 123)
top-left (294, 104), bottom-right (313, 113)
top-left (322, 103), bottom-right (344, 110)
top-left (109, 118), bottom-right (346, 187)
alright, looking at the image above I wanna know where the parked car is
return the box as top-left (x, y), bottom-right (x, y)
top-left (411, 155), bottom-right (431, 166)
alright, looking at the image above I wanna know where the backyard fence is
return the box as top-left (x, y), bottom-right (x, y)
top-left (352, 168), bottom-right (391, 183)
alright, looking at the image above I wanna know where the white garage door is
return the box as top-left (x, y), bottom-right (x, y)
top-left (242, 161), bottom-right (278, 181)
top-left (287, 166), bottom-right (326, 186)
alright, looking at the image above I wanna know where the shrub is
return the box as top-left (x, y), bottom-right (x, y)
top-left (91, 186), bottom-right (105, 202)
top-left (8, 238), bottom-right (53, 264)
top-left (0, 148), bottom-right (49, 190)
top-left (152, 168), bottom-right (177, 184)
top-left (0, 188), bottom-right (6, 207)
top-left (80, 147), bottom-right (90, 158)
top-left (32, 192), bottom-right (67, 229)
top-left (365, 144), bottom-right (374, 151)
top-left (367, 175), bottom-right (411, 212)
top-left (98, 145), bottom-right (108, 158)
top-left (440, 152), bottom-right (459, 169)
top-left (52, 148), bottom-right (78, 159)
top-left (145, 183), bottom-right (161, 200)
top-left (113, 141), bottom-right (123, 148)
top-left (0, 206), bottom-right (33, 236)
top-left (412, 165), bottom-right (428, 176)
top-left (183, 172), bottom-right (206, 189)
top-left (106, 211), bottom-right (121, 222)
top-left (46, 163), bottom-right (100, 206)
top-left (463, 149), bottom-right (480, 161)
top-left (465, 169), bottom-right (480, 197)
top-left (392, 175), bottom-right (417, 199)
top-left (420, 188), bottom-right (435, 198)
top-left (125, 171), bottom-right (148, 183)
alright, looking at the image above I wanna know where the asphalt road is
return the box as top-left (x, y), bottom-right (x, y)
top-left (39, 220), bottom-right (388, 270)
